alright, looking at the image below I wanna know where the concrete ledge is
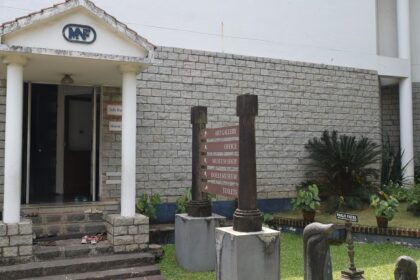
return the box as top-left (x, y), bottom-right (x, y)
top-left (0, 219), bottom-right (33, 265)
top-left (106, 214), bottom-right (149, 253)
top-left (175, 213), bottom-right (225, 272)
top-left (216, 226), bottom-right (280, 280)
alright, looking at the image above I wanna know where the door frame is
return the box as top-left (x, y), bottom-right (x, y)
top-left (24, 83), bottom-right (102, 204)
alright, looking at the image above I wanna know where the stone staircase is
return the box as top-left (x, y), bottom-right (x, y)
top-left (25, 207), bottom-right (110, 239)
top-left (0, 251), bottom-right (164, 279)
top-left (1, 203), bottom-right (166, 279)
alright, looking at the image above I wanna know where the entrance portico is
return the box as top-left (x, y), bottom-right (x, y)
top-left (0, 0), bottom-right (155, 225)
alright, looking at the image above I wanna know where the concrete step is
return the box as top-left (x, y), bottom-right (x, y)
top-left (33, 221), bottom-right (106, 239)
top-left (34, 238), bottom-right (112, 261)
top-left (0, 252), bottom-right (155, 279)
top-left (19, 265), bottom-right (161, 280)
top-left (28, 212), bottom-right (105, 226)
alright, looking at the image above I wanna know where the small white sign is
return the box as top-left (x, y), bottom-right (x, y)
top-left (107, 104), bottom-right (122, 116)
top-left (109, 121), bottom-right (122, 131)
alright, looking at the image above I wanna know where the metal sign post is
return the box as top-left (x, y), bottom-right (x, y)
top-left (336, 212), bottom-right (365, 280)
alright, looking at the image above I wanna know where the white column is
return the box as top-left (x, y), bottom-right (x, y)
top-left (119, 65), bottom-right (140, 217)
top-left (397, 0), bottom-right (414, 183)
top-left (3, 55), bottom-right (27, 223)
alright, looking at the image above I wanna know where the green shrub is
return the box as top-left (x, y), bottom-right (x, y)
top-left (175, 189), bottom-right (192, 214)
top-left (382, 181), bottom-right (411, 203)
top-left (136, 193), bottom-right (161, 219)
top-left (305, 130), bottom-right (380, 196)
top-left (407, 184), bottom-right (420, 216)
top-left (370, 191), bottom-right (399, 221)
top-left (381, 136), bottom-right (406, 185)
top-left (292, 184), bottom-right (321, 212)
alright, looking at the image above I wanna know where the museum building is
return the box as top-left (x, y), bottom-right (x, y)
top-left (0, 0), bottom-right (417, 231)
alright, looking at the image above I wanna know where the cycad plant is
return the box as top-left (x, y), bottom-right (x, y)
top-left (305, 130), bottom-right (381, 196)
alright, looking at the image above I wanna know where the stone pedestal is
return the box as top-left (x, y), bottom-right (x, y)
top-left (215, 226), bottom-right (280, 280)
top-left (0, 219), bottom-right (33, 265)
top-left (106, 214), bottom-right (149, 253)
top-left (175, 213), bottom-right (225, 272)
top-left (340, 269), bottom-right (365, 280)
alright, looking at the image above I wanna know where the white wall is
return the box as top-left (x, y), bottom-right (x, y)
top-left (0, 0), bottom-right (382, 71)
top-left (377, 0), bottom-right (398, 58)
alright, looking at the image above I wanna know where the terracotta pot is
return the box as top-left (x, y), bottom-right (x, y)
top-left (376, 216), bottom-right (388, 228)
top-left (302, 210), bottom-right (316, 222)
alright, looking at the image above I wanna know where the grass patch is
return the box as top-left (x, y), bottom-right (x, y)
top-left (160, 233), bottom-right (420, 280)
top-left (276, 203), bottom-right (420, 228)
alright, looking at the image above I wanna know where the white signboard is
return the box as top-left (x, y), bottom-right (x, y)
top-left (107, 104), bottom-right (122, 116)
top-left (109, 121), bottom-right (122, 132)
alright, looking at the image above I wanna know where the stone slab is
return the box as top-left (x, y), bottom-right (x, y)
top-left (215, 226), bottom-right (280, 280)
top-left (175, 213), bottom-right (226, 272)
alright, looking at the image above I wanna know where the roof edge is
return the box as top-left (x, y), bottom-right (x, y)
top-left (0, 0), bottom-right (156, 55)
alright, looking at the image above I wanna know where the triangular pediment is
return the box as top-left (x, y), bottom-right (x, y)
top-left (0, 0), bottom-right (155, 60)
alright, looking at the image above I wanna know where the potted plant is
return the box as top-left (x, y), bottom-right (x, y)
top-left (291, 184), bottom-right (321, 222)
top-left (370, 191), bottom-right (399, 228)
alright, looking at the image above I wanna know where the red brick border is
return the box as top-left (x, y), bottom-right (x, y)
top-left (274, 217), bottom-right (420, 238)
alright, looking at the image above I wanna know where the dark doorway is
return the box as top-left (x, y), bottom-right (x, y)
top-left (63, 95), bottom-right (93, 201)
top-left (28, 84), bottom-right (58, 203)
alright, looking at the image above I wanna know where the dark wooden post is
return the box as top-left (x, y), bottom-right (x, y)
top-left (188, 106), bottom-right (212, 217)
top-left (233, 94), bottom-right (262, 232)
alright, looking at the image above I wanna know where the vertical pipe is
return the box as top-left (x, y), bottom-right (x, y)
top-left (120, 68), bottom-right (138, 217)
top-left (397, 0), bottom-right (414, 182)
top-left (3, 56), bottom-right (26, 223)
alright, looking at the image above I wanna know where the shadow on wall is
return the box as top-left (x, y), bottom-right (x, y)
top-left (154, 198), bottom-right (292, 224)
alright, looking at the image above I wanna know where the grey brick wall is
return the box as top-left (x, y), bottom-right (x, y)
top-left (381, 83), bottom-right (420, 162)
top-left (380, 85), bottom-right (399, 148)
top-left (100, 87), bottom-right (122, 200)
top-left (134, 47), bottom-right (382, 202)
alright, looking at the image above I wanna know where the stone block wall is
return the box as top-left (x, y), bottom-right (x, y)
top-left (106, 214), bottom-right (149, 253)
top-left (381, 83), bottom-right (420, 163)
top-left (133, 46), bottom-right (381, 201)
top-left (0, 219), bottom-right (33, 265)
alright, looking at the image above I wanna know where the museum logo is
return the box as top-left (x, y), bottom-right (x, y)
top-left (62, 24), bottom-right (96, 44)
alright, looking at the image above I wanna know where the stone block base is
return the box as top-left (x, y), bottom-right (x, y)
top-left (216, 226), bottom-right (280, 280)
top-left (0, 219), bottom-right (33, 265)
top-left (175, 213), bottom-right (226, 272)
top-left (106, 214), bottom-right (149, 253)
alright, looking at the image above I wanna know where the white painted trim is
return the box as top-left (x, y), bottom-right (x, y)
top-left (0, 45), bottom-right (153, 64)
top-left (25, 83), bottom-right (32, 204)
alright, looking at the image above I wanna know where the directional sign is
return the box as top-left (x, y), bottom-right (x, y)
top-left (202, 170), bottom-right (239, 183)
top-left (203, 125), bottom-right (239, 139)
top-left (201, 156), bottom-right (239, 167)
top-left (336, 212), bottom-right (358, 223)
top-left (201, 182), bottom-right (238, 198)
top-left (201, 141), bottom-right (239, 153)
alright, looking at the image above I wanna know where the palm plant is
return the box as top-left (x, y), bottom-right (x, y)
top-left (305, 130), bottom-right (380, 196)
top-left (381, 135), bottom-right (406, 185)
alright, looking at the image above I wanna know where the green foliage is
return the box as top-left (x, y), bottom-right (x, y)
top-left (262, 212), bottom-right (274, 227)
top-left (175, 189), bottom-right (192, 214)
top-left (381, 136), bottom-right (406, 185)
top-left (305, 130), bottom-right (380, 196)
top-left (407, 184), bottom-right (420, 216)
top-left (291, 184), bottom-right (321, 212)
top-left (370, 191), bottom-right (399, 221)
top-left (382, 181), bottom-right (411, 203)
top-left (136, 193), bottom-right (161, 219)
